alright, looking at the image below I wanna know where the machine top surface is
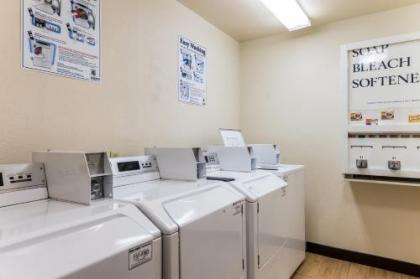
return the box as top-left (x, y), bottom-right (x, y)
top-left (0, 198), bottom-right (160, 278)
top-left (208, 170), bottom-right (288, 202)
top-left (113, 178), bottom-right (245, 235)
top-left (262, 164), bottom-right (305, 177)
top-left (0, 199), bottom-right (161, 244)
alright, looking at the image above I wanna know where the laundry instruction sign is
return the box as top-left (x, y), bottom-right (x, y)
top-left (348, 36), bottom-right (420, 126)
top-left (178, 36), bottom-right (207, 106)
top-left (22, 0), bottom-right (101, 81)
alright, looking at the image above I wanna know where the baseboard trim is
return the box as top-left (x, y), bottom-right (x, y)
top-left (306, 242), bottom-right (420, 277)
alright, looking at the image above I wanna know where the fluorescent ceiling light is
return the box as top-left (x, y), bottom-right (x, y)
top-left (259, 0), bottom-right (311, 31)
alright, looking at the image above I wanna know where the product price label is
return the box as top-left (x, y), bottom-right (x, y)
top-left (128, 243), bottom-right (153, 270)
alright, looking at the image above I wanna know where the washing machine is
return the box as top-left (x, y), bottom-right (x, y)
top-left (0, 155), bottom-right (162, 279)
top-left (248, 143), bottom-right (306, 276)
top-left (259, 164), bottom-right (306, 277)
top-left (205, 148), bottom-right (289, 279)
top-left (218, 129), bottom-right (306, 277)
top-left (106, 148), bottom-right (248, 279)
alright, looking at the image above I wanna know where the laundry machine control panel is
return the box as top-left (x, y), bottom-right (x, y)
top-left (106, 155), bottom-right (161, 188)
top-left (204, 151), bottom-right (221, 173)
top-left (0, 163), bottom-right (46, 192)
top-left (110, 156), bottom-right (158, 175)
top-left (113, 157), bottom-right (158, 175)
top-left (0, 163), bottom-right (48, 207)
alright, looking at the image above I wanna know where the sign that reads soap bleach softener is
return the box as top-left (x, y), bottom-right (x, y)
top-left (348, 38), bottom-right (420, 126)
top-left (178, 36), bottom-right (207, 106)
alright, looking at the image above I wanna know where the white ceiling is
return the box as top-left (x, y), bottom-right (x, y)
top-left (178, 0), bottom-right (420, 41)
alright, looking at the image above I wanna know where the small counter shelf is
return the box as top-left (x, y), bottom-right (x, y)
top-left (344, 173), bottom-right (420, 187)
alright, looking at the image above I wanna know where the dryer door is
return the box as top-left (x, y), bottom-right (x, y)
top-left (257, 187), bottom-right (288, 268)
top-left (164, 186), bottom-right (246, 279)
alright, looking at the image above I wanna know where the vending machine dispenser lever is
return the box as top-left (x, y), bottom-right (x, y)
top-left (356, 159), bottom-right (368, 169)
top-left (388, 160), bottom-right (401, 171)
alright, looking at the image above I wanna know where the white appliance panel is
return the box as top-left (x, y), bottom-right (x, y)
top-left (0, 200), bottom-right (161, 279)
top-left (285, 171), bottom-right (306, 277)
top-left (269, 164), bottom-right (306, 276)
top-left (163, 186), bottom-right (244, 227)
top-left (257, 187), bottom-right (288, 269)
top-left (178, 203), bottom-right (245, 279)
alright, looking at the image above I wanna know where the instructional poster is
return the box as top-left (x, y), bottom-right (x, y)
top-left (178, 36), bottom-right (207, 106)
top-left (22, 0), bottom-right (100, 81)
top-left (348, 39), bottom-right (420, 127)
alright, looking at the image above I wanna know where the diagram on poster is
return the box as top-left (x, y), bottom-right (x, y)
top-left (178, 36), bottom-right (207, 106)
top-left (22, 0), bottom-right (100, 81)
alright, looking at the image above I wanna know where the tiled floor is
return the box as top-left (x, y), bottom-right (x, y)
top-left (292, 253), bottom-right (419, 279)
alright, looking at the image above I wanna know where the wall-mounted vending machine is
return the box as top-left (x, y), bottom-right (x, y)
top-left (346, 134), bottom-right (420, 184)
top-left (343, 34), bottom-right (420, 185)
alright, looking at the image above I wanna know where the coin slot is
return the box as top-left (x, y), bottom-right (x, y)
top-left (91, 177), bottom-right (105, 200)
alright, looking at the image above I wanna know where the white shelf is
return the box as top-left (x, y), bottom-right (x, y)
top-left (346, 178), bottom-right (420, 187)
top-left (344, 174), bottom-right (420, 187)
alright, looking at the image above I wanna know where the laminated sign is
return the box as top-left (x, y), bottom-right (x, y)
top-left (22, 0), bottom-right (101, 81)
top-left (348, 38), bottom-right (420, 127)
top-left (178, 36), bottom-right (207, 106)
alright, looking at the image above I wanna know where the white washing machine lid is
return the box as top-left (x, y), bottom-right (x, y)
top-left (209, 170), bottom-right (287, 202)
top-left (113, 179), bottom-right (245, 235)
top-left (260, 164), bottom-right (304, 177)
top-left (0, 199), bottom-right (160, 278)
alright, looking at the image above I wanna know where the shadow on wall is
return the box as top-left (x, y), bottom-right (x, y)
top-left (349, 182), bottom-right (420, 262)
top-left (350, 182), bottom-right (420, 210)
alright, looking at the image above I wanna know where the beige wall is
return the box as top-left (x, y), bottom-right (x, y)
top-left (240, 5), bottom-right (420, 264)
top-left (0, 0), bottom-right (240, 163)
top-left (4, 0), bottom-right (420, 266)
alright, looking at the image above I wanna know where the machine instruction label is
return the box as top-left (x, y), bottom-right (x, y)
top-left (178, 36), bottom-right (207, 106)
top-left (22, 0), bottom-right (101, 81)
top-left (128, 243), bottom-right (153, 270)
